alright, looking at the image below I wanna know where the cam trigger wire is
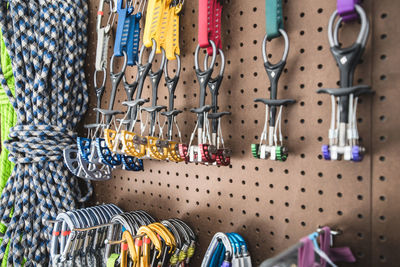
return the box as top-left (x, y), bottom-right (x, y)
top-left (0, 0), bottom-right (91, 265)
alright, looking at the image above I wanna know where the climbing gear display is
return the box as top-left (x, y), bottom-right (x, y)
top-left (199, 0), bottom-right (223, 55)
top-left (318, 3), bottom-right (372, 162)
top-left (252, 0), bottom-right (295, 161)
top-left (201, 232), bottom-right (252, 267)
top-left (260, 227), bottom-right (355, 267)
top-left (0, 0), bottom-right (92, 265)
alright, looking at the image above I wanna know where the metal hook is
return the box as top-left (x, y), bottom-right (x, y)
top-left (139, 38), bottom-right (157, 65)
top-left (195, 40), bottom-right (217, 72)
top-left (262, 28), bottom-right (289, 65)
top-left (164, 53), bottom-right (181, 79)
top-left (328, 4), bottom-right (369, 49)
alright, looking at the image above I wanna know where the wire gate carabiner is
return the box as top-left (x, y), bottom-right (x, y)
top-left (252, 29), bottom-right (295, 161)
top-left (318, 4), bottom-right (373, 162)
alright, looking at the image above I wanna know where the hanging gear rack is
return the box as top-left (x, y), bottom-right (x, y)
top-left (251, 0), bottom-right (295, 161)
top-left (318, 2), bottom-right (372, 162)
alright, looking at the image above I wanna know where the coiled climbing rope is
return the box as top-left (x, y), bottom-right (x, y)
top-left (0, 0), bottom-right (92, 265)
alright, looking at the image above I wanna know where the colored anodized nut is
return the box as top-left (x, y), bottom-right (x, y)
top-left (276, 146), bottom-right (288, 162)
top-left (77, 137), bottom-right (92, 162)
top-left (322, 145), bottom-right (331, 160)
top-left (199, 144), bottom-right (217, 163)
top-left (122, 155), bottom-right (144, 171)
top-left (167, 142), bottom-right (184, 162)
top-left (251, 144), bottom-right (260, 159)
top-left (121, 130), bottom-right (147, 158)
top-left (96, 138), bottom-right (122, 166)
top-left (216, 149), bottom-right (231, 166)
top-left (352, 145), bottom-right (363, 162)
top-left (178, 143), bottom-right (189, 162)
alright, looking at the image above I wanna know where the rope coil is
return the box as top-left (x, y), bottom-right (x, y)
top-left (0, 0), bottom-right (91, 265)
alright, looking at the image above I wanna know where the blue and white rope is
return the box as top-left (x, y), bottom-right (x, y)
top-left (0, 0), bottom-right (92, 266)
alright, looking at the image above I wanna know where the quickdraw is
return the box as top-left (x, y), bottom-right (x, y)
top-left (179, 41), bottom-right (231, 166)
top-left (252, 0), bottom-right (295, 161)
top-left (318, 3), bottom-right (372, 162)
top-left (199, 0), bottom-right (223, 55)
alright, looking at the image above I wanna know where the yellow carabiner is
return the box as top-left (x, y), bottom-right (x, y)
top-left (148, 223), bottom-right (176, 253)
top-left (124, 231), bottom-right (139, 265)
top-left (121, 130), bottom-right (147, 158)
top-left (137, 226), bottom-right (163, 258)
top-left (116, 231), bottom-right (139, 267)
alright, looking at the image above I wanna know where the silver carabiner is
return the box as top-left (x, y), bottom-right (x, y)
top-left (328, 4), bottom-right (369, 49)
top-left (195, 40), bottom-right (217, 72)
top-left (262, 28), bottom-right (289, 65)
top-left (138, 38), bottom-right (157, 65)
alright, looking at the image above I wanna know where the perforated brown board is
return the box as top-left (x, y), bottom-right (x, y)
top-left (82, 0), bottom-right (400, 266)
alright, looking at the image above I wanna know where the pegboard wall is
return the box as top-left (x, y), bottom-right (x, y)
top-left (82, 0), bottom-right (400, 266)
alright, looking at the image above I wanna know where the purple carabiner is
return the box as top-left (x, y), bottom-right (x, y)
top-left (337, 0), bottom-right (360, 22)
